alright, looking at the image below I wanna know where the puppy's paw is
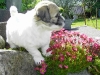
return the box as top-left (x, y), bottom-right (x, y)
top-left (43, 51), bottom-right (52, 57)
top-left (34, 56), bottom-right (44, 65)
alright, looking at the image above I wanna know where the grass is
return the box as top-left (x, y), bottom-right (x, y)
top-left (71, 18), bottom-right (100, 29)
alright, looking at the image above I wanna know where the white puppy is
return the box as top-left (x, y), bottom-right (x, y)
top-left (6, 1), bottom-right (65, 65)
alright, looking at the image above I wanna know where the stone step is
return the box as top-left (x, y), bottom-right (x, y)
top-left (0, 50), bottom-right (37, 75)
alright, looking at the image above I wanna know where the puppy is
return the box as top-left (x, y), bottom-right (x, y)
top-left (6, 1), bottom-right (65, 65)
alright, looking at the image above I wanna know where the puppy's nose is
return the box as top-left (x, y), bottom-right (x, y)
top-left (55, 22), bottom-right (62, 26)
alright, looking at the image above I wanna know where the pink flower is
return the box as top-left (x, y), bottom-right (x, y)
top-left (59, 54), bottom-right (65, 62)
top-left (93, 43), bottom-right (99, 49)
top-left (64, 65), bottom-right (68, 69)
top-left (35, 67), bottom-right (40, 71)
top-left (59, 64), bottom-right (63, 68)
top-left (61, 43), bottom-right (65, 48)
top-left (68, 33), bottom-right (73, 37)
top-left (86, 49), bottom-right (89, 54)
top-left (46, 48), bottom-right (52, 52)
top-left (86, 55), bottom-right (92, 62)
top-left (78, 40), bottom-right (81, 44)
top-left (88, 38), bottom-right (94, 43)
top-left (73, 31), bottom-right (80, 36)
top-left (66, 52), bottom-right (71, 56)
top-left (72, 45), bottom-right (77, 51)
top-left (41, 61), bottom-right (48, 68)
top-left (54, 43), bottom-right (61, 48)
top-left (80, 34), bottom-right (88, 40)
top-left (71, 55), bottom-right (76, 59)
top-left (40, 68), bottom-right (46, 75)
top-left (82, 40), bottom-right (87, 45)
top-left (69, 38), bottom-right (73, 44)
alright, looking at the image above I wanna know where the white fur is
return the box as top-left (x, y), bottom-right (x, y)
top-left (10, 6), bottom-right (18, 17)
top-left (6, 5), bottom-right (64, 65)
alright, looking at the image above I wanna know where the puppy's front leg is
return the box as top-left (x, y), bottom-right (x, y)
top-left (26, 47), bottom-right (44, 65)
top-left (42, 45), bottom-right (52, 57)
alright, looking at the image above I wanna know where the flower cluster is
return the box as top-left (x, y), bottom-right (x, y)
top-left (36, 29), bottom-right (100, 75)
top-left (35, 61), bottom-right (47, 75)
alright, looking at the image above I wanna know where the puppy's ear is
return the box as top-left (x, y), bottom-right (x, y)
top-left (36, 6), bottom-right (51, 22)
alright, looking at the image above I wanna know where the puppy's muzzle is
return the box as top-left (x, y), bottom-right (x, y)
top-left (56, 15), bottom-right (65, 26)
top-left (51, 14), bottom-right (65, 27)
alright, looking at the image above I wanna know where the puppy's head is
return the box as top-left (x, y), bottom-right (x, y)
top-left (34, 1), bottom-right (65, 30)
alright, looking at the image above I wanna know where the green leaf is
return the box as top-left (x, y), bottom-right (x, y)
top-left (0, 0), bottom-right (5, 3)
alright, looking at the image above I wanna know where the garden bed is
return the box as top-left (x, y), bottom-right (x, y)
top-left (36, 26), bottom-right (100, 75)
top-left (0, 9), bottom-right (10, 22)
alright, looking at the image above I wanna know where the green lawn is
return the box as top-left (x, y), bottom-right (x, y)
top-left (71, 18), bottom-right (100, 29)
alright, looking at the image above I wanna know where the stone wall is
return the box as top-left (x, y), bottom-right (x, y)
top-left (0, 9), bottom-right (10, 22)
top-left (0, 50), bottom-right (37, 75)
top-left (0, 35), bottom-right (5, 49)
top-left (0, 22), bottom-right (6, 40)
